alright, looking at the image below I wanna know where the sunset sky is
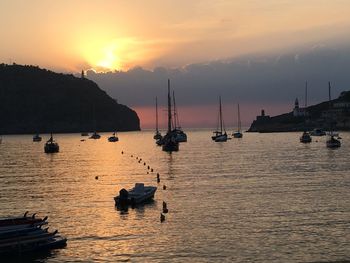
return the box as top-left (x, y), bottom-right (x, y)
top-left (1, 1), bottom-right (350, 128)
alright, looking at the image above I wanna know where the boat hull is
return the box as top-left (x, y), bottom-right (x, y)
top-left (233, 132), bottom-right (243, 138)
top-left (214, 134), bottom-right (228, 142)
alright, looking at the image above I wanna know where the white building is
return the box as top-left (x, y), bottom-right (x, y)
top-left (293, 98), bottom-right (308, 117)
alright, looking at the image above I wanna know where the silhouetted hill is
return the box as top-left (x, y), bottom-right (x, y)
top-left (0, 64), bottom-right (140, 134)
top-left (248, 90), bottom-right (350, 132)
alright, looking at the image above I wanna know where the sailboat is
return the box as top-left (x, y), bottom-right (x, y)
top-left (232, 103), bottom-right (243, 138)
top-left (44, 133), bottom-right (59, 153)
top-left (172, 91), bottom-right (187, 142)
top-left (300, 82), bottom-right (312, 143)
top-left (212, 97), bottom-right (228, 142)
top-left (162, 79), bottom-right (179, 152)
top-left (326, 82), bottom-right (341, 148)
top-left (108, 131), bottom-right (119, 142)
top-left (153, 97), bottom-right (162, 140)
top-left (33, 133), bottom-right (42, 142)
top-left (89, 105), bottom-right (101, 139)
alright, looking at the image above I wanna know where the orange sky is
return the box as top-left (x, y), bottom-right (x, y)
top-left (1, 1), bottom-right (350, 72)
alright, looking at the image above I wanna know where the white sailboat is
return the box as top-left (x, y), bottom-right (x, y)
top-left (212, 96), bottom-right (227, 142)
top-left (300, 82), bottom-right (312, 143)
top-left (326, 82), bottom-right (341, 148)
top-left (172, 90), bottom-right (187, 142)
top-left (153, 97), bottom-right (162, 140)
top-left (232, 103), bottom-right (243, 138)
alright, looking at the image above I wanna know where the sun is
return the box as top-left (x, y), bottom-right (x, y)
top-left (82, 41), bottom-right (123, 71)
top-left (96, 49), bottom-right (121, 70)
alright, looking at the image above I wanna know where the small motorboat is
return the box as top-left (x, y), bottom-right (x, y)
top-left (44, 134), bottom-right (59, 153)
top-left (81, 132), bottom-right (89, 136)
top-left (326, 135), bottom-right (341, 148)
top-left (310, 128), bottom-right (326, 136)
top-left (114, 183), bottom-right (157, 207)
top-left (108, 132), bottom-right (119, 142)
top-left (232, 132), bottom-right (242, 138)
top-left (33, 134), bottom-right (42, 142)
top-left (300, 131), bottom-right (312, 143)
top-left (89, 131), bottom-right (101, 139)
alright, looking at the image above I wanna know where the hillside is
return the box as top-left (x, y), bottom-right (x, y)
top-left (248, 90), bottom-right (350, 132)
top-left (0, 64), bottom-right (140, 134)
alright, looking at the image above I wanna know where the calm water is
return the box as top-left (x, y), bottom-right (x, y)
top-left (0, 130), bottom-right (349, 262)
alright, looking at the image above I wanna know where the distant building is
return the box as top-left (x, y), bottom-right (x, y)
top-left (256, 109), bottom-right (270, 122)
top-left (293, 98), bottom-right (308, 117)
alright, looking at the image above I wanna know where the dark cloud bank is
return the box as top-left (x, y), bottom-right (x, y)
top-left (87, 45), bottom-right (350, 122)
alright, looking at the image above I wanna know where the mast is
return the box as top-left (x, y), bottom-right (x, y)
top-left (328, 81), bottom-right (333, 135)
top-left (219, 96), bottom-right (223, 133)
top-left (305, 81), bottom-right (308, 108)
top-left (172, 90), bottom-right (177, 130)
top-left (167, 79), bottom-right (172, 133)
top-left (237, 103), bottom-right (241, 132)
top-left (155, 97), bottom-right (159, 133)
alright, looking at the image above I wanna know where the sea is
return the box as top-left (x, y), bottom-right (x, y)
top-left (0, 130), bottom-right (349, 262)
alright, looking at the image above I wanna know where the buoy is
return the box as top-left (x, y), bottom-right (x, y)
top-left (121, 151), bottom-right (124, 154)
top-left (144, 162), bottom-right (146, 166)
top-left (147, 172), bottom-right (149, 174)
top-left (151, 168), bottom-right (153, 172)
top-left (95, 176), bottom-right (99, 180)
top-left (147, 166), bottom-right (150, 170)
top-left (162, 201), bottom-right (168, 213)
top-left (163, 185), bottom-right (166, 190)
top-left (160, 213), bottom-right (165, 222)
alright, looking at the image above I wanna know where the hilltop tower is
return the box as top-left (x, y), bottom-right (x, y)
top-left (81, 70), bottom-right (85, 79)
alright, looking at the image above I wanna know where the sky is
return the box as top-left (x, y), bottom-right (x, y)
top-left (1, 0), bottom-right (350, 128)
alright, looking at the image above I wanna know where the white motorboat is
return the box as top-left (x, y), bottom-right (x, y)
top-left (114, 183), bottom-right (157, 206)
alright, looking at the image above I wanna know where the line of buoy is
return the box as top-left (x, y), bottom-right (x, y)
top-left (119, 151), bottom-right (170, 224)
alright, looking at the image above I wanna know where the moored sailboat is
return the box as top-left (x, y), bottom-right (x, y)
top-left (300, 82), bottom-right (312, 143)
top-left (326, 82), bottom-right (341, 148)
top-left (232, 103), bottom-right (243, 138)
top-left (108, 132), bottom-right (119, 142)
top-left (162, 79), bottom-right (179, 152)
top-left (212, 96), bottom-right (227, 142)
top-left (44, 133), bottom-right (59, 153)
top-left (153, 96), bottom-right (162, 140)
top-left (172, 91), bottom-right (187, 142)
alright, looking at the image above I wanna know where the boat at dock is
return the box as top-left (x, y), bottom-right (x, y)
top-left (0, 212), bottom-right (67, 256)
top-left (114, 183), bottom-right (157, 207)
